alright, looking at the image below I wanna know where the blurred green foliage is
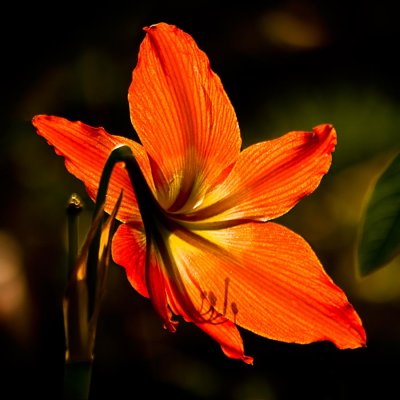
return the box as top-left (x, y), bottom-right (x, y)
top-left (357, 153), bottom-right (400, 276)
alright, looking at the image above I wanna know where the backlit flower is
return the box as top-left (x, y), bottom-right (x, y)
top-left (32, 22), bottom-right (366, 364)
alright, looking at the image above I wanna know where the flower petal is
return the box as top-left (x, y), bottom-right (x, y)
top-left (168, 221), bottom-right (366, 349)
top-left (129, 22), bottom-right (241, 212)
top-left (112, 222), bottom-right (252, 362)
top-left (113, 222), bottom-right (179, 332)
top-left (146, 238), bottom-right (178, 332)
top-left (159, 239), bottom-right (253, 364)
top-left (111, 222), bottom-right (148, 298)
top-left (32, 115), bottom-right (154, 222)
top-left (193, 316), bottom-right (253, 364)
top-left (193, 124), bottom-right (336, 222)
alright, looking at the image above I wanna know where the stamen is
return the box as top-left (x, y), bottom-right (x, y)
top-left (194, 278), bottom-right (238, 326)
top-left (208, 291), bottom-right (217, 307)
top-left (223, 278), bottom-right (229, 315)
top-left (231, 302), bottom-right (238, 324)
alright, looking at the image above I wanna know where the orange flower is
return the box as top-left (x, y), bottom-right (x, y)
top-left (32, 22), bottom-right (366, 364)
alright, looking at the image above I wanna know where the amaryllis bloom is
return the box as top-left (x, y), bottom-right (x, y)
top-left (33, 22), bottom-right (366, 364)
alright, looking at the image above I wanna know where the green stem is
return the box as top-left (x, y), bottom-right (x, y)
top-left (86, 145), bottom-right (135, 317)
top-left (63, 361), bottom-right (93, 400)
top-left (66, 194), bottom-right (83, 276)
top-left (63, 146), bottom-right (131, 399)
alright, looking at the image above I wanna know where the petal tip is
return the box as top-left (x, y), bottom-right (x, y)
top-left (32, 114), bottom-right (48, 127)
top-left (243, 355), bottom-right (254, 365)
top-left (144, 22), bottom-right (175, 34)
top-left (352, 325), bottom-right (367, 349)
top-left (312, 123), bottom-right (337, 153)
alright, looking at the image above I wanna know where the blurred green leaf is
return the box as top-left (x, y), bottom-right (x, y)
top-left (357, 152), bottom-right (400, 276)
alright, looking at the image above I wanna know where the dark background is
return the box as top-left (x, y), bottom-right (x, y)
top-left (1, 1), bottom-right (400, 399)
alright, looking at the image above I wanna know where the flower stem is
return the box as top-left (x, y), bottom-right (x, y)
top-left (63, 146), bottom-right (125, 399)
top-left (63, 361), bottom-right (93, 400)
top-left (66, 194), bottom-right (83, 275)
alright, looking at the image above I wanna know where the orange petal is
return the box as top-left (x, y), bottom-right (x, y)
top-left (146, 238), bottom-right (178, 332)
top-left (32, 115), bottom-right (154, 222)
top-left (129, 22), bottom-right (241, 212)
top-left (113, 223), bottom-right (178, 332)
top-left (194, 124), bottom-right (336, 222)
top-left (113, 219), bottom-right (254, 362)
top-left (194, 317), bottom-right (253, 364)
top-left (167, 286), bottom-right (253, 364)
top-left (158, 244), bottom-right (253, 364)
top-left (111, 222), bottom-right (148, 298)
top-left (167, 221), bottom-right (366, 349)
